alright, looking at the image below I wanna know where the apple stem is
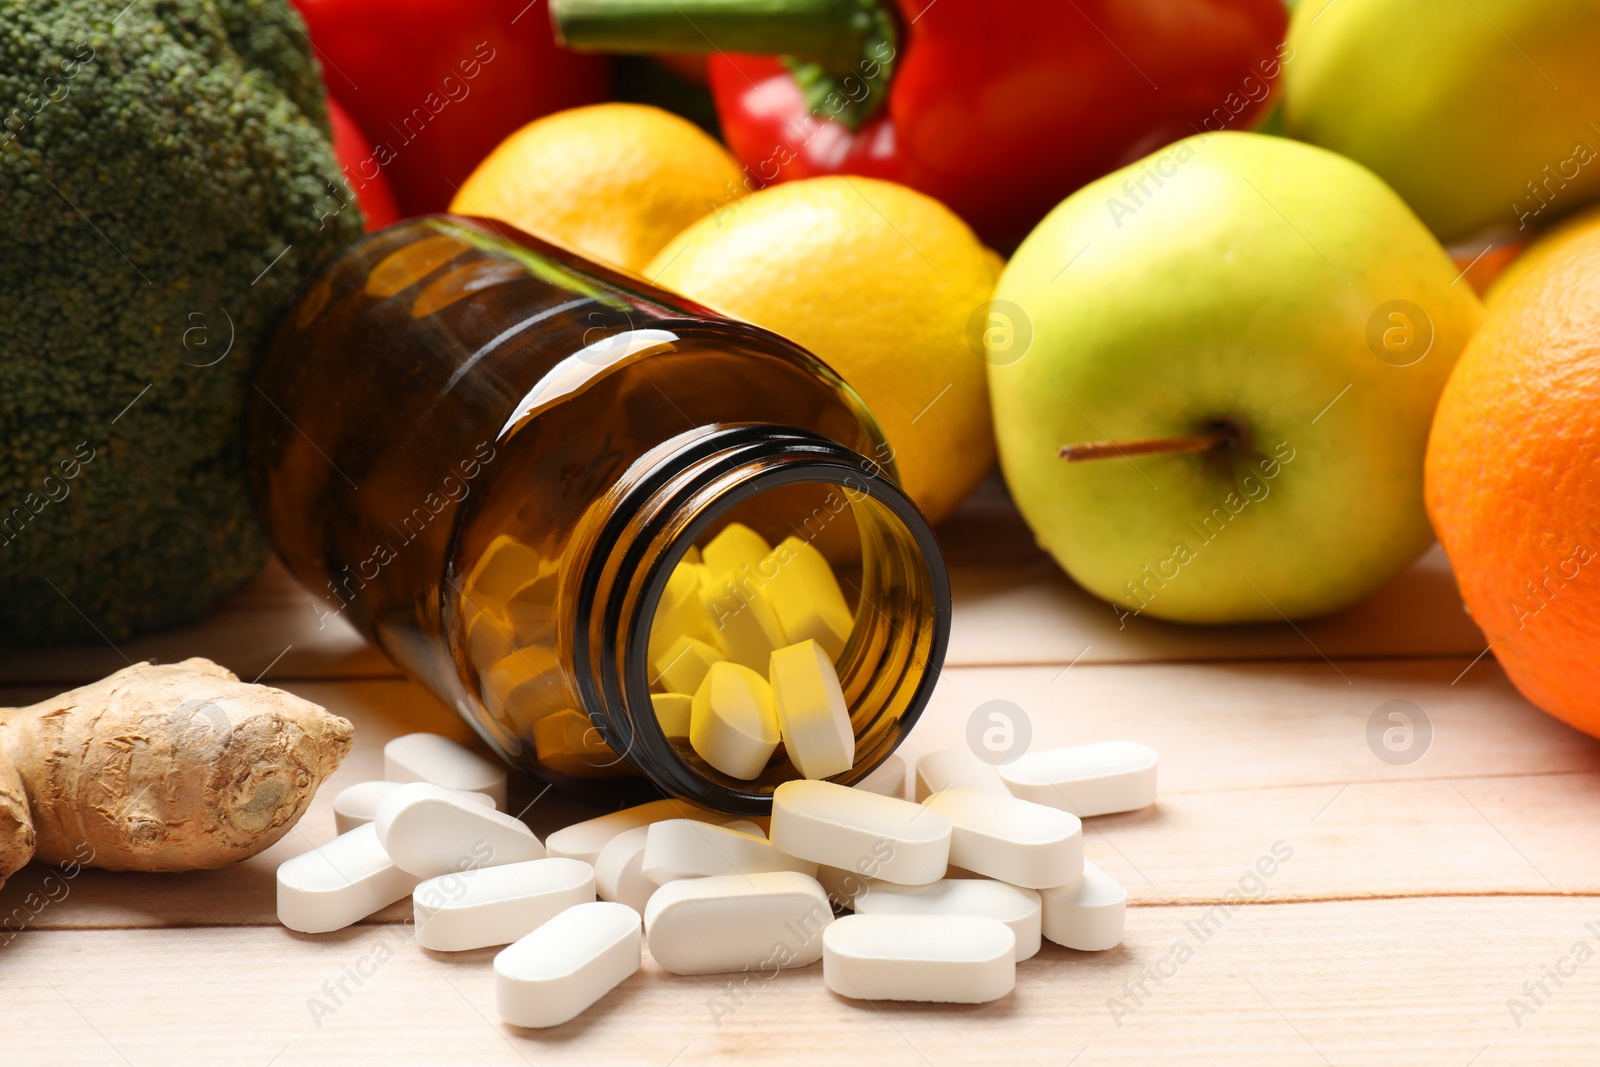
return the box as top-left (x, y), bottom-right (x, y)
top-left (1057, 429), bottom-right (1232, 463)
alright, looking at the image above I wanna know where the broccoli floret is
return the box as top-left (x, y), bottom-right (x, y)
top-left (0, 0), bottom-right (363, 643)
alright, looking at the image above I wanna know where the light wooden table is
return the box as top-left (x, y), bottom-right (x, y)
top-left (6, 482), bottom-right (1597, 1065)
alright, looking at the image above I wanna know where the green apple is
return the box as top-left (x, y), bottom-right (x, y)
top-left (1283, 0), bottom-right (1600, 243)
top-left (987, 132), bottom-right (1483, 625)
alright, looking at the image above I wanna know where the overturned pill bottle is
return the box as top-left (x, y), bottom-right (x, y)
top-left (250, 216), bottom-right (951, 814)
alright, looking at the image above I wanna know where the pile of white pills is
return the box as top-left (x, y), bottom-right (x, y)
top-left (277, 730), bottom-right (1159, 1026)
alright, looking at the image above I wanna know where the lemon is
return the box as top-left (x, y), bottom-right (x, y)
top-left (449, 103), bottom-right (745, 273)
top-left (647, 177), bottom-right (1000, 525)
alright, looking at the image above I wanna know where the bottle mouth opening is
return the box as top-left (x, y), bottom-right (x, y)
top-left (576, 425), bottom-right (951, 814)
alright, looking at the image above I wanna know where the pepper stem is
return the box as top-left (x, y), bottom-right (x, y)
top-left (551, 0), bottom-right (898, 130)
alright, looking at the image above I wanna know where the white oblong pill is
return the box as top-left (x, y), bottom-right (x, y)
top-left (854, 754), bottom-right (906, 799)
top-left (467, 535), bottom-right (544, 605)
top-left (465, 604), bottom-right (516, 671)
top-left (333, 781), bottom-right (406, 836)
top-left (651, 692), bottom-right (694, 742)
top-left (495, 901), bottom-right (642, 1028)
top-left (413, 857), bottom-right (596, 952)
top-left (852, 879), bottom-right (1042, 961)
top-left (998, 741), bottom-right (1158, 817)
top-left (544, 798), bottom-right (742, 865)
top-left (921, 787), bottom-right (1083, 889)
top-left (1040, 860), bottom-right (1126, 951)
top-left (648, 567), bottom-right (723, 665)
top-left (913, 749), bottom-right (1007, 802)
top-left (822, 914), bottom-right (1015, 1003)
top-left (761, 538), bottom-right (853, 660)
top-left (333, 780), bottom-right (493, 835)
top-left (593, 826), bottom-right (656, 914)
top-left (653, 635), bottom-right (724, 697)
top-left (597, 820), bottom-right (765, 911)
top-left (277, 824), bottom-right (421, 934)
top-left (698, 580), bottom-right (787, 674)
top-left (644, 871), bottom-right (832, 976)
top-left (482, 647), bottom-right (566, 725)
top-left (701, 522), bottom-right (770, 581)
top-left (374, 783), bottom-right (544, 878)
top-left (690, 660), bottom-right (781, 780)
top-left (641, 819), bottom-right (817, 885)
top-left (770, 780), bottom-right (950, 886)
top-left (767, 639), bottom-right (855, 780)
top-left (384, 732), bottom-right (508, 808)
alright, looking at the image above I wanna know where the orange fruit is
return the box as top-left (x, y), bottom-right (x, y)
top-left (646, 177), bottom-right (1001, 526)
top-left (1486, 202), bottom-right (1600, 306)
top-left (449, 103), bottom-right (745, 273)
top-left (1425, 225), bottom-right (1600, 735)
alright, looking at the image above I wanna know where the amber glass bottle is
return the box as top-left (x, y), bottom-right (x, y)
top-left (249, 216), bottom-right (950, 813)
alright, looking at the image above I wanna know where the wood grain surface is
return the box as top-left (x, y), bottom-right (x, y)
top-left (3, 491), bottom-right (1591, 1064)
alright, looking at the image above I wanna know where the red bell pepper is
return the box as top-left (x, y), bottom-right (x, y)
top-left (293, 0), bottom-right (611, 216)
top-left (326, 96), bottom-right (401, 231)
top-left (553, 0), bottom-right (1288, 248)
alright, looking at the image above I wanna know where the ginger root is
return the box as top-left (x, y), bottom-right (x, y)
top-left (0, 658), bottom-right (352, 887)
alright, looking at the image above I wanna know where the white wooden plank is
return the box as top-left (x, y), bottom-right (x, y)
top-left (6, 897), bottom-right (1596, 1065)
top-left (945, 544), bottom-right (1483, 666)
top-left (904, 656), bottom-right (1595, 796)
top-left (0, 559), bottom-right (391, 687)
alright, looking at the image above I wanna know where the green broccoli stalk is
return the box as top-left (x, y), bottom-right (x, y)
top-left (0, 0), bottom-right (364, 643)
